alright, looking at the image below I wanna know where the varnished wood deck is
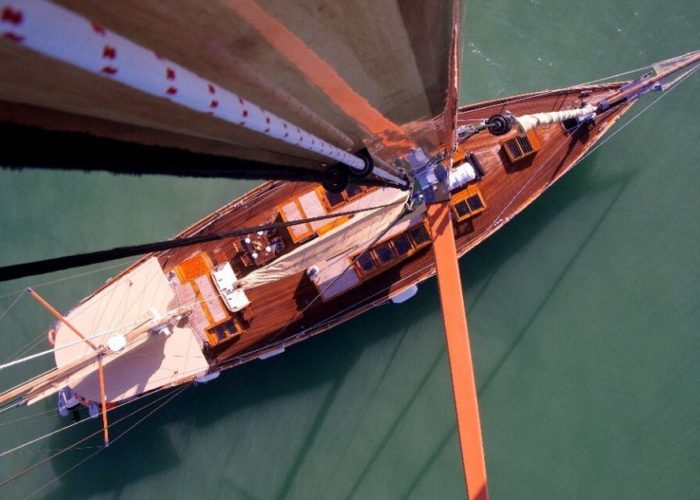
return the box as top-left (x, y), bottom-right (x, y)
top-left (139, 82), bottom-right (634, 370)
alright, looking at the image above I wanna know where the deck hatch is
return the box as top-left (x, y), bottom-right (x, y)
top-left (450, 185), bottom-right (487, 223)
top-left (502, 130), bottom-right (541, 163)
top-left (207, 319), bottom-right (240, 344)
top-left (467, 195), bottom-right (483, 212)
top-left (454, 200), bottom-right (470, 218)
top-left (325, 190), bottom-right (344, 207)
top-left (345, 183), bottom-right (364, 198)
top-left (394, 234), bottom-right (412, 256)
top-left (409, 224), bottom-right (431, 246)
top-left (318, 184), bottom-right (372, 211)
top-left (357, 252), bottom-right (377, 272)
top-left (375, 242), bottom-right (395, 264)
top-left (353, 221), bottom-right (430, 278)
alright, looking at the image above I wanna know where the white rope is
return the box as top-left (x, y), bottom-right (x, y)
top-left (0, 292), bottom-right (23, 322)
top-left (487, 63), bottom-right (698, 235)
top-left (0, 410), bottom-right (88, 458)
top-left (0, 381), bottom-right (188, 459)
top-left (24, 384), bottom-right (188, 499)
top-left (0, 260), bottom-right (132, 301)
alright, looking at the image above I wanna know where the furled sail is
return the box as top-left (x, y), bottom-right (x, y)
top-left (514, 105), bottom-right (596, 134)
top-left (237, 188), bottom-right (409, 290)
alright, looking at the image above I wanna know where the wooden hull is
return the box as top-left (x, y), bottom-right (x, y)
top-left (91, 82), bottom-right (633, 377)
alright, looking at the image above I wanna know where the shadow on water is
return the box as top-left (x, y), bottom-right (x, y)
top-left (36, 153), bottom-right (633, 498)
top-left (338, 152), bottom-right (635, 498)
top-left (398, 156), bottom-right (634, 496)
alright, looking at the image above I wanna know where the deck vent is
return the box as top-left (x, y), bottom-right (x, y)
top-left (325, 190), bottom-right (344, 207)
top-left (501, 130), bottom-right (540, 163)
top-left (451, 186), bottom-right (487, 223)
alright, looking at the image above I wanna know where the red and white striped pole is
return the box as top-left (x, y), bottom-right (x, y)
top-left (0, 0), bottom-right (407, 187)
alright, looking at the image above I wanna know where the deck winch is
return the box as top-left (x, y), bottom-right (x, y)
top-left (409, 148), bottom-right (478, 206)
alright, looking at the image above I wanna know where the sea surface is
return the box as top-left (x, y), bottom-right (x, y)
top-left (1, 1), bottom-right (699, 498)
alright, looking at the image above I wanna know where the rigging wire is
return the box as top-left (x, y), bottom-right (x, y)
top-left (0, 197), bottom-right (407, 282)
top-left (2, 332), bottom-right (49, 365)
top-left (0, 407), bottom-right (56, 427)
top-left (0, 355), bottom-right (222, 460)
top-left (0, 292), bottom-right (23, 323)
top-left (0, 260), bottom-right (133, 302)
top-left (0, 384), bottom-right (189, 490)
top-left (24, 385), bottom-right (189, 499)
top-left (577, 64), bottom-right (699, 164)
top-left (487, 62), bottom-right (698, 241)
top-left (457, 60), bottom-right (659, 124)
top-left (0, 382), bottom-right (188, 459)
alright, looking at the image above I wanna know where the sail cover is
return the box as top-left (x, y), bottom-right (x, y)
top-left (0, 0), bottom-right (460, 176)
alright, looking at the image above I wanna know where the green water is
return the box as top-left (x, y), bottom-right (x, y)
top-left (1, 1), bottom-right (699, 498)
